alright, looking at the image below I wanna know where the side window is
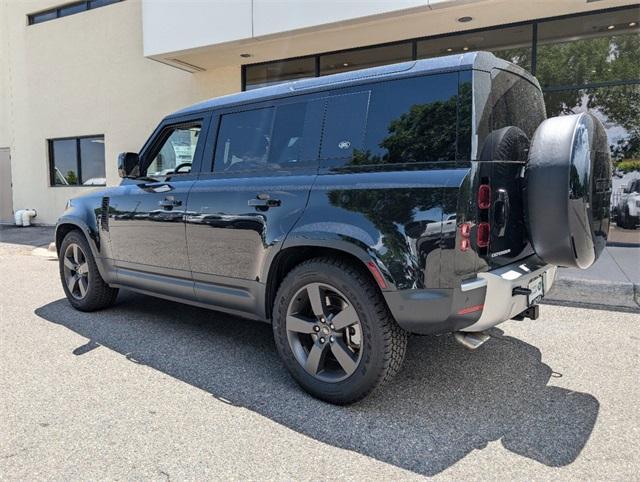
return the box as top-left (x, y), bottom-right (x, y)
top-left (320, 91), bottom-right (369, 162)
top-left (213, 100), bottom-right (321, 173)
top-left (319, 74), bottom-right (459, 168)
top-left (269, 100), bottom-right (323, 167)
top-left (214, 108), bottom-right (274, 172)
top-left (361, 73), bottom-right (459, 164)
top-left (146, 124), bottom-right (201, 176)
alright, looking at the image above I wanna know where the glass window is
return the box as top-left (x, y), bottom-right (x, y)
top-left (49, 136), bottom-right (106, 186)
top-left (320, 92), bottom-right (370, 162)
top-left (417, 25), bottom-right (533, 70)
top-left (147, 125), bottom-right (201, 176)
top-left (320, 42), bottom-right (413, 76)
top-left (544, 84), bottom-right (640, 163)
top-left (348, 73), bottom-right (460, 166)
top-left (268, 100), bottom-right (323, 167)
top-left (214, 101), bottom-right (322, 173)
top-left (89, 0), bottom-right (120, 8)
top-left (59, 2), bottom-right (87, 17)
top-left (51, 139), bottom-right (79, 185)
top-left (29, 10), bottom-right (57, 24)
top-left (245, 57), bottom-right (315, 90)
top-left (537, 8), bottom-right (640, 88)
top-left (79, 137), bottom-right (106, 185)
top-left (214, 109), bottom-right (274, 172)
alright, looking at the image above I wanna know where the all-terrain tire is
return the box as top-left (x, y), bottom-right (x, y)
top-left (59, 230), bottom-right (118, 311)
top-left (272, 257), bottom-right (407, 405)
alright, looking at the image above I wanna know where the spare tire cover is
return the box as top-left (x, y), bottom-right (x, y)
top-left (526, 113), bottom-right (611, 269)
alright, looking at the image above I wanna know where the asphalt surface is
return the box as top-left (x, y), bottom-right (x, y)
top-left (1, 240), bottom-right (639, 480)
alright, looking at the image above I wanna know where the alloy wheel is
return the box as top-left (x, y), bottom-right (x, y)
top-left (62, 243), bottom-right (89, 299)
top-left (286, 282), bottom-right (363, 382)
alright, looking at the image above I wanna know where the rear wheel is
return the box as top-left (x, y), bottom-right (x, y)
top-left (272, 257), bottom-right (407, 404)
top-left (59, 231), bottom-right (118, 311)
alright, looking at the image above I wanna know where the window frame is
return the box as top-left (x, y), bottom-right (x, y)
top-left (139, 114), bottom-right (210, 178)
top-left (48, 134), bottom-right (106, 187)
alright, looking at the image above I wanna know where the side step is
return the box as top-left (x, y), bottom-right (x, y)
top-left (453, 331), bottom-right (491, 350)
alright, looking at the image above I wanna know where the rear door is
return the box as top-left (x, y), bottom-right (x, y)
top-left (185, 97), bottom-right (323, 315)
top-left (108, 114), bottom-right (209, 299)
top-left (474, 68), bottom-right (547, 268)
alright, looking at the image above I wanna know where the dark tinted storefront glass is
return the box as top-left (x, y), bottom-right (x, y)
top-left (245, 57), bottom-right (315, 90)
top-left (320, 42), bottom-right (412, 76)
top-left (416, 25), bottom-right (533, 70)
top-left (544, 84), bottom-right (640, 163)
top-left (537, 8), bottom-right (640, 88)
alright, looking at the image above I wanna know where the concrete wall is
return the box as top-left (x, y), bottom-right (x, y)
top-left (1, 0), bottom-right (240, 224)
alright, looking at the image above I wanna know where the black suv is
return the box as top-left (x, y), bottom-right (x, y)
top-left (56, 52), bottom-right (612, 404)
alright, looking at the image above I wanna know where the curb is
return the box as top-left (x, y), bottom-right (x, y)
top-left (32, 242), bottom-right (57, 260)
top-left (544, 277), bottom-right (640, 312)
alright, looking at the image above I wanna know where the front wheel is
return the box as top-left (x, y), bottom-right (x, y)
top-left (59, 230), bottom-right (118, 311)
top-left (272, 257), bottom-right (407, 404)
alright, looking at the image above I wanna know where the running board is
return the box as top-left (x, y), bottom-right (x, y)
top-left (453, 331), bottom-right (491, 350)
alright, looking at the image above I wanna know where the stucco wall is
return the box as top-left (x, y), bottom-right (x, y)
top-left (1, 0), bottom-right (239, 224)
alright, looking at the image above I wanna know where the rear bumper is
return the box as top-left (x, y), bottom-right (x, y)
top-left (460, 257), bottom-right (556, 332)
top-left (383, 254), bottom-right (556, 335)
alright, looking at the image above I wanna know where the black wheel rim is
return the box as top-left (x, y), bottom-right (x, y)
top-left (62, 243), bottom-right (89, 300)
top-left (286, 283), bottom-right (363, 383)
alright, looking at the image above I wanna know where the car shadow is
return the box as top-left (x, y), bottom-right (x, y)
top-left (35, 291), bottom-right (599, 477)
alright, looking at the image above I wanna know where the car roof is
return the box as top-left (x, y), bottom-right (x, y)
top-left (168, 51), bottom-right (538, 119)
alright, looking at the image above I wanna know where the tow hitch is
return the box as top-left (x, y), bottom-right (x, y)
top-left (511, 304), bottom-right (540, 321)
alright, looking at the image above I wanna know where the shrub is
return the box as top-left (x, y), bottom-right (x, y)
top-left (616, 159), bottom-right (640, 174)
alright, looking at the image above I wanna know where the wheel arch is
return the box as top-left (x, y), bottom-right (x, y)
top-left (55, 217), bottom-right (110, 282)
top-left (264, 240), bottom-right (392, 321)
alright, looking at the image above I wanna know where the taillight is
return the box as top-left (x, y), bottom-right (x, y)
top-left (477, 222), bottom-right (490, 247)
top-left (478, 184), bottom-right (492, 209)
top-left (460, 222), bottom-right (471, 251)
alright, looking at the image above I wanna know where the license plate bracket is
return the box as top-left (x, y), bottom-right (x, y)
top-left (528, 275), bottom-right (544, 305)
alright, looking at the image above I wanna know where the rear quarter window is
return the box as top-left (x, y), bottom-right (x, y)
top-left (319, 72), bottom-right (460, 168)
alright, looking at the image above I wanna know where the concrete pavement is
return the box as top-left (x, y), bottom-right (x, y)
top-left (1, 238), bottom-right (639, 480)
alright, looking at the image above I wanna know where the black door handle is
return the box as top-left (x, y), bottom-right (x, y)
top-left (248, 194), bottom-right (281, 208)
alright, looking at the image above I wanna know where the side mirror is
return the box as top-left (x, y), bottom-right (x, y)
top-left (118, 152), bottom-right (140, 178)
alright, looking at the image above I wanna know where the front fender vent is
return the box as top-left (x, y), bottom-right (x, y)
top-left (100, 196), bottom-right (110, 231)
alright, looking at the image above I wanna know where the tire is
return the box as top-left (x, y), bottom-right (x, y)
top-left (272, 257), bottom-right (407, 405)
top-left (479, 126), bottom-right (529, 162)
top-left (59, 230), bottom-right (118, 311)
top-left (526, 113), bottom-right (612, 269)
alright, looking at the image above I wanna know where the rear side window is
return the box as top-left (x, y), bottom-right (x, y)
top-left (320, 92), bottom-right (370, 161)
top-left (319, 73), bottom-right (459, 168)
top-left (213, 99), bottom-right (322, 173)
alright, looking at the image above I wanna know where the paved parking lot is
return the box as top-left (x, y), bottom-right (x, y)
top-left (1, 239), bottom-right (639, 480)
